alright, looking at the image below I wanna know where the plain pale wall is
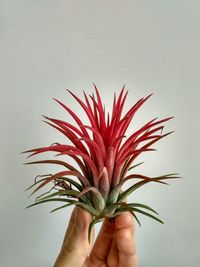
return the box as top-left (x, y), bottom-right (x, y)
top-left (0, 1), bottom-right (200, 266)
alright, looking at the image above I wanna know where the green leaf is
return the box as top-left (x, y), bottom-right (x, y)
top-left (60, 177), bottom-right (83, 191)
top-left (36, 188), bottom-right (94, 206)
top-left (75, 202), bottom-right (98, 216)
top-left (118, 173), bottom-right (177, 201)
top-left (108, 210), bottom-right (124, 218)
top-left (50, 202), bottom-right (76, 213)
top-left (128, 203), bottom-right (159, 215)
top-left (25, 177), bottom-right (50, 192)
top-left (107, 185), bottom-right (121, 205)
top-left (131, 211), bottom-right (141, 226)
top-left (112, 207), bottom-right (141, 226)
top-left (76, 186), bottom-right (105, 212)
top-left (26, 198), bottom-right (75, 209)
top-left (132, 208), bottom-right (164, 224)
top-left (104, 202), bottom-right (121, 216)
top-left (128, 162), bottom-right (144, 172)
top-left (118, 180), bottom-right (152, 201)
top-left (37, 189), bottom-right (79, 201)
top-left (88, 218), bottom-right (103, 243)
top-left (118, 202), bottom-right (142, 226)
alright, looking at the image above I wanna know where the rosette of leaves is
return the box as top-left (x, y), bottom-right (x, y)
top-left (23, 85), bottom-right (179, 241)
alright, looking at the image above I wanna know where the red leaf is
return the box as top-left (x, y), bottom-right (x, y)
top-left (121, 131), bottom-right (174, 179)
top-left (57, 150), bottom-right (99, 184)
top-left (67, 90), bottom-right (98, 129)
top-left (117, 117), bottom-right (173, 161)
top-left (24, 159), bottom-right (79, 172)
top-left (93, 83), bottom-right (107, 131)
top-left (80, 125), bottom-right (106, 160)
top-left (53, 98), bottom-right (90, 138)
top-left (43, 116), bottom-right (84, 137)
top-left (106, 146), bottom-right (115, 181)
top-left (78, 137), bottom-right (104, 171)
top-left (43, 120), bottom-right (89, 155)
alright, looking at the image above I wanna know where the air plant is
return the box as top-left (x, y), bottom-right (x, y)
top-left (23, 84), bottom-right (179, 241)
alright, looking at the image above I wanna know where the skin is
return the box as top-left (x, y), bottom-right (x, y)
top-left (54, 207), bottom-right (138, 267)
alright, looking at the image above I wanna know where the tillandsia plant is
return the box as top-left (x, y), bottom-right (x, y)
top-left (23, 84), bottom-right (179, 241)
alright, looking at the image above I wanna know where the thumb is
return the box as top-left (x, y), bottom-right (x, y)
top-left (54, 207), bottom-right (94, 267)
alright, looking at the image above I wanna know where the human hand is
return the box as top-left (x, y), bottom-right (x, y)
top-left (54, 207), bottom-right (138, 267)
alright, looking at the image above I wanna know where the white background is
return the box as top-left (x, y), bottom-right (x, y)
top-left (0, 1), bottom-right (200, 266)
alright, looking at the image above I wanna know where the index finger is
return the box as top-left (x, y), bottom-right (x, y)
top-left (115, 212), bottom-right (138, 267)
top-left (89, 218), bottom-right (115, 262)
